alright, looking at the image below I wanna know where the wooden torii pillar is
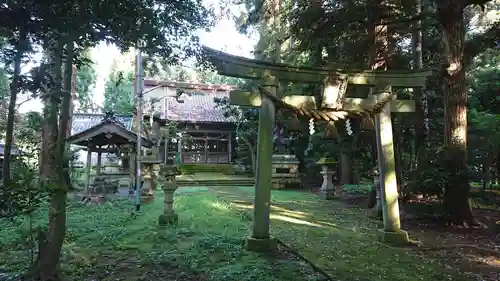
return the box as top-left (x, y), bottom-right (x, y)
top-left (203, 46), bottom-right (433, 250)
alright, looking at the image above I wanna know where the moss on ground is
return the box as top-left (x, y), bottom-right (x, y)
top-left (0, 186), bottom-right (470, 281)
top-left (0, 189), bottom-right (323, 281)
top-left (210, 186), bottom-right (470, 281)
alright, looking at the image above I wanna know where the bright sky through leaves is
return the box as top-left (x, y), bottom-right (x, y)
top-left (19, 0), bottom-right (257, 114)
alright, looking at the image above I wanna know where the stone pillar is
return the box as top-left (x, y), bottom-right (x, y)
top-left (96, 152), bottom-right (102, 176)
top-left (245, 74), bottom-right (278, 253)
top-left (158, 165), bottom-right (180, 226)
top-left (319, 165), bottom-right (335, 200)
top-left (374, 84), bottom-right (409, 245)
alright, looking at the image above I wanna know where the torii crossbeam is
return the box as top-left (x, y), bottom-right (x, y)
top-left (203, 46), bottom-right (434, 252)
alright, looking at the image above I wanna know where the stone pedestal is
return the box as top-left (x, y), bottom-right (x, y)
top-left (158, 165), bottom-right (181, 226)
top-left (245, 236), bottom-right (277, 253)
top-left (316, 158), bottom-right (337, 200)
top-left (271, 154), bottom-right (300, 189)
top-left (319, 165), bottom-right (335, 200)
top-left (377, 229), bottom-right (409, 246)
top-left (140, 154), bottom-right (161, 203)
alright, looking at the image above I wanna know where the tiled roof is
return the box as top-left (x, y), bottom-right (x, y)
top-left (71, 113), bottom-right (133, 135)
top-left (144, 79), bottom-right (238, 92)
top-left (165, 93), bottom-right (234, 123)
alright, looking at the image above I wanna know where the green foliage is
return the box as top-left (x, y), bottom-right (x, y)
top-left (407, 145), bottom-right (466, 200)
top-left (0, 156), bottom-right (47, 219)
top-left (214, 95), bottom-right (259, 173)
top-left (75, 51), bottom-right (98, 112)
top-left (343, 184), bottom-right (371, 195)
top-left (103, 70), bottom-right (134, 114)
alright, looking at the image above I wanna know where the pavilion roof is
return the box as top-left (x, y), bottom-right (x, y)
top-left (68, 112), bottom-right (152, 148)
top-left (71, 113), bottom-right (133, 135)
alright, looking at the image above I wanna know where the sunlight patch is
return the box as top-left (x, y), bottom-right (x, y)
top-left (270, 214), bottom-right (324, 228)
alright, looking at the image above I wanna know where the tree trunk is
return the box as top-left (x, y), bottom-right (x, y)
top-left (58, 40), bottom-right (74, 191)
top-left (340, 152), bottom-right (352, 185)
top-left (412, 0), bottom-right (428, 175)
top-left (3, 25), bottom-right (27, 187)
top-left (31, 36), bottom-right (67, 281)
top-left (240, 136), bottom-right (256, 176)
top-left (366, 0), bottom-right (388, 211)
top-left (438, 1), bottom-right (475, 225)
top-left (393, 122), bottom-right (405, 193)
top-left (481, 154), bottom-right (493, 191)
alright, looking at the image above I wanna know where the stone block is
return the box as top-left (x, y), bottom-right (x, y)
top-left (158, 210), bottom-right (179, 226)
top-left (140, 194), bottom-right (155, 203)
top-left (245, 236), bottom-right (277, 253)
top-left (377, 229), bottom-right (410, 246)
top-left (318, 189), bottom-right (334, 200)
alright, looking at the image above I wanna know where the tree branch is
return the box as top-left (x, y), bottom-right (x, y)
top-left (465, 0), bottom-right (493, 8)
top-left (465, 21), bottom-right (500, 66)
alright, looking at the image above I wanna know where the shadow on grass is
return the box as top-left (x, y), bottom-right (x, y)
top-left (211, 186), bottom-right (472, 281)
top-left (0, 191), bottom-right (325, 281)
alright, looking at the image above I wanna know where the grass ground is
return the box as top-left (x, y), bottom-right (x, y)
top-left (0, 186), bottom-right (478, 281)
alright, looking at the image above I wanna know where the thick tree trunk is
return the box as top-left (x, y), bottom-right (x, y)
top-left (58, 40), bottom-right (74, 191)
top-left (366, 0), bottom-right (388, 211)
top-left (393, 123), bottom-right (405, 192)
top-left (412, 0), bottom-right (428, 175)
top-left (3, 25), bottom-right (27, 187)
top-left (339, 152), bottom-right (352, 186)
top-left (31, 37), bottom-right (67, 281)
top-left (438, 1), bottom-right (475, 225)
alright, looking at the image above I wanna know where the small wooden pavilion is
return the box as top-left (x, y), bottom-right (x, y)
top-left (67, 111), bottom-right (153, 191)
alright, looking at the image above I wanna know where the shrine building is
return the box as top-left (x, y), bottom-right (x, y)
top-left (70, 80), bottom-right (239, 166)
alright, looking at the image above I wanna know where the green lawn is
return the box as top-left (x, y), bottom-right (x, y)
top-left (0, 186), bottom-right (468, 281)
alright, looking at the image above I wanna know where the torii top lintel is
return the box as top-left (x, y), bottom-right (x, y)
top-left (203, 46), bottom-right (434, 87)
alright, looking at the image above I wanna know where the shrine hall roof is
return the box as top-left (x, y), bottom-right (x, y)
top-left (163, 93), bottom-right (234, 123)
top-left (71, 113), bottom-right (133, 135)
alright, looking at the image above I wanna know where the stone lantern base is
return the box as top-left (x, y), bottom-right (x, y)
top-left (158, 165), bottom-right (181, 227)
top-left (158, 210), bottom-right (179, 225)
top-left (140, 194), bottom-right (155, 203)
top-left (316, 158), bottom-right (337, 200)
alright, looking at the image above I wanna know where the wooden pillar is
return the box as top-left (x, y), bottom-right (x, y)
top-left (85, 147), bottom-right (92, 188)
top-left (228, 131), bottom-right (232, 163)
top-left (245, 74), bottom-right (278, 252)
top-left (129, 146), bottom-right (136, 193)
top-left (177, 134), bottom-right (183, 163)
top-left (204, 136), bottom-right (208, 164)
top-left (96, 151), bottom-right (102, 176)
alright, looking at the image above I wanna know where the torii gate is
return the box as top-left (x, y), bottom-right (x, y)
top-left (203, 46), bottom-right (433, 251)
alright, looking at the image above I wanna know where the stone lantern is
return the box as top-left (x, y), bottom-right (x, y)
top-left (316, 157), bottom-right (337, 200)
top-left (158, 164), bottom-right (181, 226)
top-left (140, 150), bottom-right (162, 203)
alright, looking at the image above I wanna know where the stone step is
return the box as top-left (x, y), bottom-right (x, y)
top-left (177, 179), bottom-right (255, 186)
